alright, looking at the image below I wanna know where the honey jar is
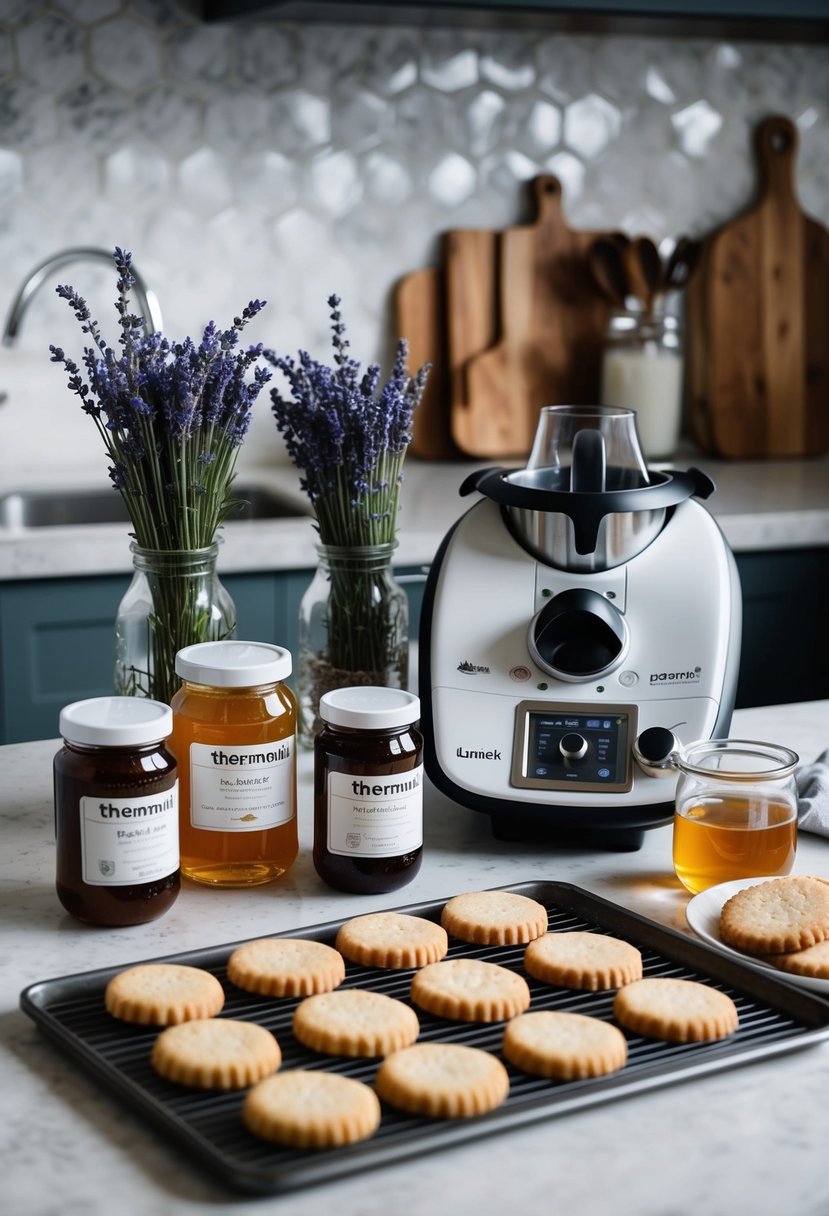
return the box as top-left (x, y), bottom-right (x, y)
top-left (54, 696), bottom-right (180, 926)
top-left (170, 640), bottom-right (298, 887)
top-left (313, 686), bottom-right (423, 894)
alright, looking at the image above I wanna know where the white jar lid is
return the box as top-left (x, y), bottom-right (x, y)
top-left (319, 686), bottom-right (420, 730)
top-left (175, 640), bottom-right (292, 687)
top-left (60, 696), bottom-right (173, 747)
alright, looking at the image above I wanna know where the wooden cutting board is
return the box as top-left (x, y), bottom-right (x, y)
top-left (457, 176), bottom-right (609, 459)
top-left (687, 115), bottom-right (829, 459)
top-left (394, 266), bottom-right (457, 460)
top-left (444, 227), bottom-right (498, 419)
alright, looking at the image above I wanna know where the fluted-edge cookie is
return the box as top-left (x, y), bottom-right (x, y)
top-left (227, 937), bottom-right (345, 998)
top-left (335, 911), bottom-right (448, 970)
top-left (410, 958), bottom-right (531, 1023)
top-left (151, 1018), bottom-right (281, 1089)
top-left (524, 931), bottom-right (643, 991)
top-left (441, 890), bottom-right (548, 946)
top-left (243, 1070), bottom-right (381, 1149)
top-left (719, 876), bottom-right (829, 957)
top-left (375, 1043), bottom-right (509, 1118)
top-left (292, 989), bottom-right (420, 1058)
top-left (764, 938), bottom-right (829, 979)
top-left (503, 1010), bottom-right (628, 1080)
top-left (613, 977), bottom-right (739, 1043)
top-left (105, 963), bottom-right (225, 1026)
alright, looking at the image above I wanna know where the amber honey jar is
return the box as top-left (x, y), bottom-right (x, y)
top-left (54, 696), bottom-right (180, 927)
top-left (314, 686), bottom-right (423, 894)
top-left (170, 640), bottom-right (298, 887)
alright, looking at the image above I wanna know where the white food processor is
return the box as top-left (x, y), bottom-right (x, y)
top-left (419, 404), bottom-right (742, 850)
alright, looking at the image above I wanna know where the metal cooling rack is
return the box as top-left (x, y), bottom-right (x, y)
top-left (20, 881), bottom-right (829, 1195)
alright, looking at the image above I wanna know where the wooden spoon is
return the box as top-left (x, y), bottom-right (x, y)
top-left (625, 236), bottom-right (661, 312)
top-left (588, 236), bottom-right (629, 307)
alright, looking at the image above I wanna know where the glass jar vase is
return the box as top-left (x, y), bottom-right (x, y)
top-left (600, 305), bottom-right (683, 461)
top-left (114, 543), bottom-right (236, 705)
top-left (297, 542), bottom-right (409, 748)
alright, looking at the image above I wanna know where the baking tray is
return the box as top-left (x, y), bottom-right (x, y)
top-left (20, 880), bottom-right (829, 1196)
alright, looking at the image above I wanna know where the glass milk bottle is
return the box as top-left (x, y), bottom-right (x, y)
top-left (600, 306), bottom-right (683, 461)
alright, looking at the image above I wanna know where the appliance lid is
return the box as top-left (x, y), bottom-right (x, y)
top-left (460, 465), bottom-right (715, 556)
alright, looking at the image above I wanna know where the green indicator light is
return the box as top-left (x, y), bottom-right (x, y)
top-left (537, 682), bottom-right (548, 691)
top-left (541, 589), bottom-right (551, 598)
top-left (596, 685), bottom-right (605, 693)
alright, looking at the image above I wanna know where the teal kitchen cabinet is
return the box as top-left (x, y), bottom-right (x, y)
top-left (0, 565), bottom-right (428, 744)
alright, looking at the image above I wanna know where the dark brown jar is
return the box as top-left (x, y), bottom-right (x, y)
top-left (314, 686), bottom-right (423, 894)
top-left (54, 697), bottom-right (180, 927)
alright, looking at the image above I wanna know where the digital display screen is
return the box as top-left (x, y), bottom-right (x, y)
top-left (511, 703), bottom-right (635, 793)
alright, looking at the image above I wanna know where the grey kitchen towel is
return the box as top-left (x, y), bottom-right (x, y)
top-left (797, 748), bottom-right (829, 837)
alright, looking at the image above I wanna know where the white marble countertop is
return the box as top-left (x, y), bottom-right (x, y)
top-left (3, 699), bottom-right (829, 1216)
top-left (1, 449), bottom-right (828, 581)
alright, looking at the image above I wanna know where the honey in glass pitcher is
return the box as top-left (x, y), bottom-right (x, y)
top-left (672, 740), bottom-right (799, 895)
top-left (170, 641), bottom-right (298, 887)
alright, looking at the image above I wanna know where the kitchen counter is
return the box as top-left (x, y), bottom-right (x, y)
top-left (3, 699), bottom-right (829, 1216)
top-left (1, 449), bottom-right (828, 581)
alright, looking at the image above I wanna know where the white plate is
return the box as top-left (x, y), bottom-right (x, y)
top-left (685, 876), bottom-right (829, 995)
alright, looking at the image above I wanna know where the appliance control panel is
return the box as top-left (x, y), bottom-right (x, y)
top-left (510, 701), bottom-right (637, 794)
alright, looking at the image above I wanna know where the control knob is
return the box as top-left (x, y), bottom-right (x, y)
top-left (559, 732), bottom-right (588, 762)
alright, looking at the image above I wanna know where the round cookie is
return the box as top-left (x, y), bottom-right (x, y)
top-left (227, 938), bottom-right (345, 998)
top-left (503, 1011), bottom-right (628, 1080)
top-left (764, 938), bottom-right (829, 979)
top-left (243, 1070), bottom-right (381, 1149)
top-left (441, 890), bottom-right (548, 946)
top-left (613, 977), bottom-right (739, 1043)
top-left (375, 1042), bottom-right (509, 1118)
top-left (524, 932), bottom-right (643, 991)
top-left (151, 1018), bottom-right (281, 1089)
top-left (335, 912), bottom-right (448, 970)
top-left (105, 963), bottom-right (225, 1026)
top-left (293, 989), bottom-right (420, 1058)
top-left (410, 958), bottom-right (531, 1022)
top-left (719, 876), bottom-right (829, 956)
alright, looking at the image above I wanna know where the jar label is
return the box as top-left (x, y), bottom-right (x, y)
top-left (189, 740), bottom-right (296, 832)
top-left (327, 766), bottom-right (423, 858)
top-left (80, 783), bottom-right (179, 886)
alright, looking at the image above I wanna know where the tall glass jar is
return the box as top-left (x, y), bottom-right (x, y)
top-left (170, 640), bottom-right (298, 887)
top-left (600, 306), bottom-right (684, 461)
top-left (297, 542), bottom-right (409, 748)
top-left (114, 542), bottom-right (236, 705)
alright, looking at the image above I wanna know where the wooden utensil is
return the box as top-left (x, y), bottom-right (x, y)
top-left (589, 236), bottom-right (629, 307)
top-left (457, 175), bottom-right (609, 459)
top-left (687, 115), bottom-right (829, 459)
top-left (394, 267), bottom-right (457, 459)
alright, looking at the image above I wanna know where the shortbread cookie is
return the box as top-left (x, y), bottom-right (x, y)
top-left (335, 912), bottom-right (448, 970)
top-left (105, 963), bottom-right (225, 1026)
top-left (243, 1070), bottom-right (381, 1149)
top-left (613, 977), bottom-right (739, 1043)
top-left (293, 989), bottom-right (420, 1058)
top-left (719, 876), bottom-right (829, 956)
top-left (151, 1018), bottom-right (281, 1089)
top-left (524, 932), bottom-right (643, 991)
top-left (375, 1042), bottom-right (509, 1118)
top-left (227, 938), bottom-right (345, 998)
top-left (764, 938), bottom-right (829, 979)
top-left (440, 890), bottom-right (548, 946)
top-left (410, 958), bottom-right (531, 1022)
top-left (503, 1011), bottom-right (628, 1080)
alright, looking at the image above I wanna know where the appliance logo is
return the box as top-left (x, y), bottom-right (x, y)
top-left (457, 660), bottom-right (490, 675)
top-left (649, 666), bottom-right (702, 685)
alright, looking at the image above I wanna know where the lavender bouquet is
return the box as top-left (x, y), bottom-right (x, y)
top-left (267, 296), bottom-right (429, 740)
top-left (50, 248), bottom-right (270, 701)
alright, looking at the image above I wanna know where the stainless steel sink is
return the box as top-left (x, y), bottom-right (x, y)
top-left (0, 484), bottom-right (308, 529)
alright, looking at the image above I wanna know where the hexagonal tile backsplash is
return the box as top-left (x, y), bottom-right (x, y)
top-left (0, 1), bottom-right (827, 472)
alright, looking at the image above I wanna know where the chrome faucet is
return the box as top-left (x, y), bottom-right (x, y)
top-left (2, 246), bottom-right (163, 347)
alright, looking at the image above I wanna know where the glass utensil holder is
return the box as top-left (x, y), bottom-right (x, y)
top-left (600, 307), bottom-right (683, 461)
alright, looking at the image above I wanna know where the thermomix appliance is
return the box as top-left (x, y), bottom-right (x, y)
top-left (419, 405), bottom-right (742, 849)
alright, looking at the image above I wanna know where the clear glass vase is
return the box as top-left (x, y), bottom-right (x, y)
top-left (297, 542), bottom-right (409, 748)
top-left (114, 543), bottom-right (237, 705)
